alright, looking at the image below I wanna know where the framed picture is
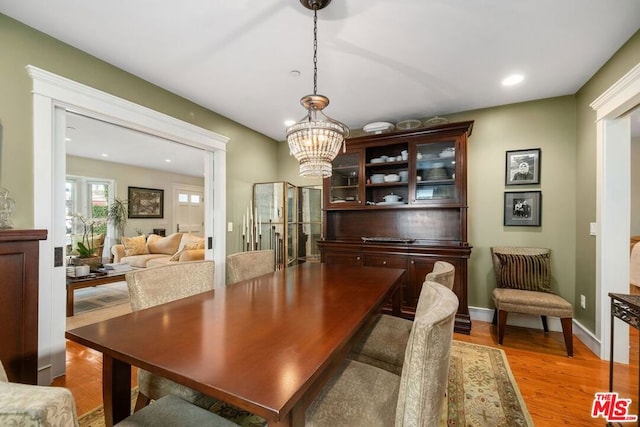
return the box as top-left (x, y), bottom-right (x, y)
top-left (505, 148), bottom-right (541, 185)
top-left (504, 191), bottom-right (541, 226)
top-left (128, 187), bottom-right (164, 218)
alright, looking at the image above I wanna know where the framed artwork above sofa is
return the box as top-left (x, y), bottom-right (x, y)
top-left (128, 186), bottom-right (164, 218)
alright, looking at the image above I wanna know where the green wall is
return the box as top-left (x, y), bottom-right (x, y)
top-left (0, 13), bottom-right (280, 256)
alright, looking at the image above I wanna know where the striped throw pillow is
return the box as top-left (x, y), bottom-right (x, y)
top-left (495, 252), bottom-right (552, 293)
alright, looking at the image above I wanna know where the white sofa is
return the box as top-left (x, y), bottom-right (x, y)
top-left (111, 232), bottom-right (205, 268)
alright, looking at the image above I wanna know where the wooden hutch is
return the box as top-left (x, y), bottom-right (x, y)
top-left (318, 121), bottom-right (473, 333)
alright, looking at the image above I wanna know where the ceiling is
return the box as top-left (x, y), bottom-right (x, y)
top-left (2, 1), bottom-right (640, 174)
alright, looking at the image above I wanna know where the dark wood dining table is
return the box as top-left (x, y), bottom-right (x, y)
top-left (65, 262), bottom-right (404, 427)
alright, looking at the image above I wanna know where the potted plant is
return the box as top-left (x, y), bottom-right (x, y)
top-left (107, 197), bottom-right (128, 241)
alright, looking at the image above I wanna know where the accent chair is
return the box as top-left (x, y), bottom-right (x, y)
top-left (125, 260), bottom-right (218, 411)
top-left (226, 249), bottom-right (275, 284)
top-left (491, 246), bottom-right (573, 357)
top-left (305, 280), bottom-right (459, 426)
top-left (349, 261), bottom-right (455, 375)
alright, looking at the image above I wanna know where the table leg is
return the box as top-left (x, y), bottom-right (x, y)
top-left (103, 355), bottom-right (132, 427)
top-left (66, 285), bottom-right (74, 317)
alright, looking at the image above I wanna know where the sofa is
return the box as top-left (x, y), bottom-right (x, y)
top-left (111, 232), bottom-right (205, 268)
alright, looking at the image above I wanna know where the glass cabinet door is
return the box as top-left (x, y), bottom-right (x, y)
top-left (329, 152), bottom-right (360, 204)
top-left (414, 140), bottom-right (457, 202)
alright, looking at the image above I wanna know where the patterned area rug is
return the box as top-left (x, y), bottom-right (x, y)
top-left (72, 281), bottom-right (129, 314)
top-left (77, 341), bottom-right (532, 426)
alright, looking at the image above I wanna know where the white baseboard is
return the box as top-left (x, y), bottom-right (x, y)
top-left (469, 306), bottom-right (602, 358)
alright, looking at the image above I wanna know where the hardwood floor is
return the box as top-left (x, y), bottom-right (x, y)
top-left (53, 319), bottom-right (638, 426)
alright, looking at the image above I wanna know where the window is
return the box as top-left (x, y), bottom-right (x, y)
top-left (66, 175), bottom-right (113, 253)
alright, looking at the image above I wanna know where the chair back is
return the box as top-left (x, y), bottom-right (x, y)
top-left (126, 260), bottom-right (215, 311)
top-left (226, 250), bottom-right (275, 285)
top-left (425, 261), bottom-right (455, 290)
top-left (395, 281), bottom-right (458, 426)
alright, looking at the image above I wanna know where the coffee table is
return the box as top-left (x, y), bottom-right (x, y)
top-left (66, 272), bottom-right (127, 317)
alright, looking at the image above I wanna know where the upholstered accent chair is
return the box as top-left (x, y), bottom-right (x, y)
top-left (305, 281), bottom-right (459, 426)
top-left (125, 260), bottom-right (218, 411)
top-left (0, 360), bottom-right (79, 426)
top-left (349, 261), bottom-right (455, 375)
top-left (226, 249), bottom-right (275, 284)
top-left (491, 246), bottom-right (574, 357)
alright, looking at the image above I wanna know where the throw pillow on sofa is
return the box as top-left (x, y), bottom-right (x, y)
top-left (147, 232), bottom-right (183, 255)
top-left (169, 240), bottom-right (205, 261)
top-left (122, 235), bottom-right (149, 256)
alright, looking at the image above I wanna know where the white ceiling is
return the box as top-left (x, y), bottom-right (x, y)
top-left (2, 0), bottom-right (640, 173)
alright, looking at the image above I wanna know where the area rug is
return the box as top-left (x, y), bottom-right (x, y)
top-left (72, 281), bottom-right (129, 315)
top-left (77, 340), bottom-right (532, 426)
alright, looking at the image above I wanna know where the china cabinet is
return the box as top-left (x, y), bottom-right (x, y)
top-left (318, 121), bottom-right (473, 333)
top-left (253, 182), bottom-right (322, 269)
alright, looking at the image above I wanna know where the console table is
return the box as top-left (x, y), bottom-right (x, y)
top-left (608, 293), bottom-right (640, 426)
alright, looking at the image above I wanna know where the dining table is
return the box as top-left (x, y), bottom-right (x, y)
top-left (65, 262), bottom-right (405, 427)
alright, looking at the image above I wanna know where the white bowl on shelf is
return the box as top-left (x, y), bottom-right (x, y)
top-left (383, 193), bottom-right (402, 203)
top-left (370, 174), bottom-right (385, 183)
top-left (384, 174), bottom-right (400, 182)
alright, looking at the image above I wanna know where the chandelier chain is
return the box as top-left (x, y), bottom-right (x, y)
top-left (313, 8), bottom-right (318, 96)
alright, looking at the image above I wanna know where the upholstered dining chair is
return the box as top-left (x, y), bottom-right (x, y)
top-left (225, 249), bottom-right (275, 284)
top-left (0, 360), bottom-right (79, 426)
top-left (305, 280), bottom-right (459, 426)
top-left (491, 246), bottom-right (574, 357)
top-left (349, 261), bottom-right (455, 375)
top-left (125, 260), bottom-right (218, 411)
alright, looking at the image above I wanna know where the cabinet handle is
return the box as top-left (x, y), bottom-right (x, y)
top-left (411, 260), bottom-right (415, 264)
top-left (383, 260), bottom-right (387, 265)
top-left (356, 256), bottom-right (361, 260)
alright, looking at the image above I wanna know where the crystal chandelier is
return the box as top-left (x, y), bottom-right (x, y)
top-left (286, 0), bottom-right (349, 178)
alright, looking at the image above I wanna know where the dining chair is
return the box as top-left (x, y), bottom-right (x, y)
top-left (125, 260), bottom-right (218, 411)
top-left (349, 261), bottom-right (455, 374)
top-left (0, 360), bottom-right (79, 427)
top-left (305, 280), bottom-right (459, 426)
top-left (225, 249), bottom-right (275, 284)
top-left (491, 246), bottom-right (573, 356)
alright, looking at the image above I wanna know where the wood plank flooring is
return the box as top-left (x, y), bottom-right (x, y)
top-left (53, 319), bottom-right (639, 426)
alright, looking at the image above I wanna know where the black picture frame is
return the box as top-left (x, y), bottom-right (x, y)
top-left (504, 191), bottom-right (541, 226)
top-left (505, 148), bottom-right (541, 185)
top-left (128, 186), bottom-right (164, 219)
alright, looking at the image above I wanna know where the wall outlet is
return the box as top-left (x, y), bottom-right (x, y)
top-left (580, 294), bottom-right (586, 309)
top-left (227, 222), bottom-right (233, 232)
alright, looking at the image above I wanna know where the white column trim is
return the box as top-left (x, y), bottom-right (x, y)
top-left (28, 65), bottom-right (228, 382)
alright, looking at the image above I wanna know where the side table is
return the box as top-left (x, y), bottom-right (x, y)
top-left (608, 293), bottom-right (640, 426)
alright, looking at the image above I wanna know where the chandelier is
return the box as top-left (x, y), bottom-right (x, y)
top-left (286, 0), bottom-right (349, 178)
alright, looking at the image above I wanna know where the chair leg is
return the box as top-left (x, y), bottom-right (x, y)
top-left (134, 392), bottom-right (151, 412)
top-left (541, 315), bottom-right (549, 333)
top-left (492, 309), bottom-right (497, 325)
top-left (560, 317), bottom-right (574, 357)
top-left (497, 310), bottom-right (508, 345)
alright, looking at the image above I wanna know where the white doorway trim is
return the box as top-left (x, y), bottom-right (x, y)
top-left (27, 65), bottom-right (229, 383)
top-left (591, 62), bottom-right (640, 362)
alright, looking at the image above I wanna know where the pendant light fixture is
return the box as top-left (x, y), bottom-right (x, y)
top-left (286, 0), bottom-right (349, 178)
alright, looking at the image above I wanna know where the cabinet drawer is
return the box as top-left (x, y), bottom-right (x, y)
top-left (324, 251), bottom-right (363, 265)
top-left (363, 254), bottom-right (408, 269)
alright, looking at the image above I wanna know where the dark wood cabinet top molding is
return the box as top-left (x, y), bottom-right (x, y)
top-left (0, 229), bottom-right (48, 242)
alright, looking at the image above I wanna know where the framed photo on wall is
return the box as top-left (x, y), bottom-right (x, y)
top-left (505, 148), bottom-right (541, 185)
top-left (128, 186), bottom-right (164, 219)
top-left (504, 191), bottom-right (541, 226)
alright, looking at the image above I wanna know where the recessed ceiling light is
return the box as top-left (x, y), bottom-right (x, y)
top-left (502, 74), bottom-right (524, 86)
top-left (290, 70), bottom-right (301, 78)
top-left (65, 137), bottom-right (72, 142)
top-left (165, 159), bottom-right (172, 163)
top-left (284, 119), bottom-right (296, 127)
top-left (101, 153), bottom-right (108, 158)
